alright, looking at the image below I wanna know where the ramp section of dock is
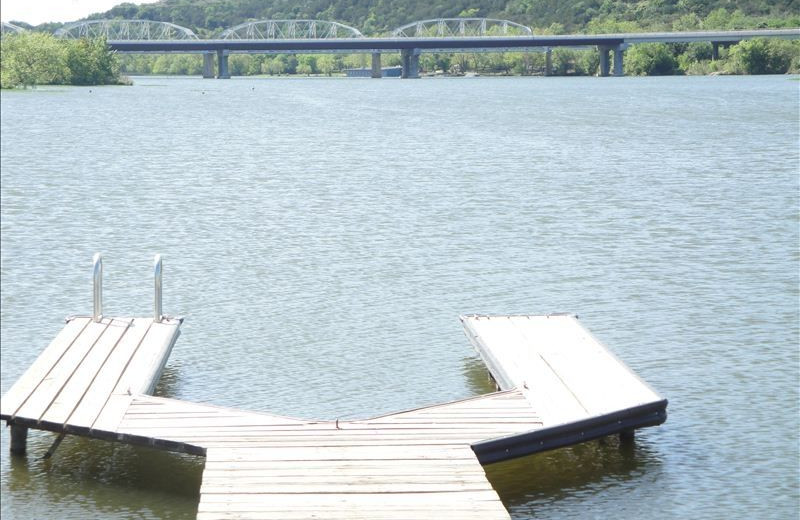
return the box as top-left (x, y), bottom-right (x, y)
top-left (461, 314), bottom-right (667, 462)
top-left (0, 316), bottom-right (182, 435)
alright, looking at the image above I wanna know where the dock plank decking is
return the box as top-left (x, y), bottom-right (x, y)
top-left (0, 316), bottom-right (181, 434)
top-left (2, 312), bottom-right (667, 520)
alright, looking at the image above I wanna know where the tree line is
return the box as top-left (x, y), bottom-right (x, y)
top-left (1, 33), bottom-right (125, 88)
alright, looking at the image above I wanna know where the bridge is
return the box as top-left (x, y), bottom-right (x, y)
top-left (53, 19), bottom-right (800, 78)
top-left (1, 21), bottom-right (26, 36)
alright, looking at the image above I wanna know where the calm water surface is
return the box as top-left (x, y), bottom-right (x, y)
top-left (1, 75), bottom-right (798, 519)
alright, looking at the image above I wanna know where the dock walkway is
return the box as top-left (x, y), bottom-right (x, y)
top-left (1, 257), bottom-right (667, 519)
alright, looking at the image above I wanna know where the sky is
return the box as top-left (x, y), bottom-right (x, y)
top-left (1, 0), bottom-right (159, 25)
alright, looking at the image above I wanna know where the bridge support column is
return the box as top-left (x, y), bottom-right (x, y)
top-left (203, 53), bottom-right (215, 79)
top-left (371, 53), bottom-right (382, 78)
top-left (598, 46), bottom-right (610, 77)
top-left (401, 48), bottom-right (420, 79)
top-left (613, 45), bottom-right (625, 76)
top-left (216, 50), bottom-right (230, 79)
top-left (544, 48), bottom-right (552, 76)
top-left (711, 42), bottom-right (720, 60)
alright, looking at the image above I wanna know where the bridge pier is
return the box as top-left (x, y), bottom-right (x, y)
top-left (544, 48), bottom-right (552, 76)
top-left (598, 46), bottom-right (611, 76)
top-left (712, 42), bottom-right (720, 60)
top-left (613, 45), bottom-right (625, 76)
top-left (216, 49), bottom-right (230, 79)
top-left (203, 53), bottom-right (215, 78)
top-left (598, 45), bottom-right (625, 76)
top-left (371, 53), bottom-right (382, 78)
top-left (401, 48), bottom-right (420, 79)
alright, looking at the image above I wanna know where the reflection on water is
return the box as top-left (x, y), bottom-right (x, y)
top-left (153, 365), bottom-right (184, 398)
top-left (462, 355), bottom-right (500, 395)
top-left (2, 429), bottom-right (202, 519)
top-left (485, 438), bottom-right (659, 505)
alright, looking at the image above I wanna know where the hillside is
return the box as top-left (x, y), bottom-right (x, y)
top-left (85, 0), bottom-right (798, 36)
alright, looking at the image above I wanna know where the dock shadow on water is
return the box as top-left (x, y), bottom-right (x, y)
top-left (2, 428), bottom-right (202, 519)
top-left (484, 436), bottom-right (662, 519)
top-left (462, 355), bottom-right (502, 395)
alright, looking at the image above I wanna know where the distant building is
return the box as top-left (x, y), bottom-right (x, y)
top-left (343, 66), bottom-right (403, 78)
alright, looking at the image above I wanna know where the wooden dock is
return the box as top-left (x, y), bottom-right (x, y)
top-left (462, 314), bottom-right (667, 462)
top-left (1, 257), bottom-right (667, 519)
top-left (0, 316), bottom-right (182, 440)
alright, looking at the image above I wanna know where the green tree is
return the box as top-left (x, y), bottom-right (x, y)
top-left (65, 37), bottom-right (119, 85)
top-left (297, 55), bottom-right (317, 74)
top-left (625, 43), bottom-right (680, 75)
top-left (728, 38), bottom-right (799, 74)
top-left (316, 54), bottom-right (338, 75)
top-left (1, 32), bottom-right (69, 88)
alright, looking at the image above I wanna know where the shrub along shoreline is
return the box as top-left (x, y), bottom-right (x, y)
top-left (1, 33), bottom-right (126, 88)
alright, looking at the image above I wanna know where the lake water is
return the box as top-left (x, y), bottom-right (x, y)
top-left (1, 74), bottom-right (798, 519)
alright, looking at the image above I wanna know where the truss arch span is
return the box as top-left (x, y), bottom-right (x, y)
top-left (55, 19), bottom-right (198, 40)
top-left (220, 20), bottom-right (364, 39)
top-left (1, 22), bottom-right (26, 36)
top-left (392, 18), bottom-right (532, 38)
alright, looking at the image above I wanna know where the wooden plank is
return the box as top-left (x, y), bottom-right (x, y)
top-left (206, 446), bottom-right (478, 462)
top-left (14, 319), bottom-right (112, 422)
top-left (68, 318), bottom-right (153, 429)
top-left (198, 490), bottom-right (505, 505)
top-left (196, 512), bottom-right (502, 520)
top-left (461, 315), bottom-right (532, 389)
top-left (201, 469), bottom-right (491, 479)
top-left (40, 319), bottom-right (133, 426)
top-left (0, 317), bottom-right (90, 418)
top-left (123, 395), bottom-right (304, 423)
top-left (197, 512), bottom-right (502, 520)
top-left (91, 394), bottom-right (134, 432)
top-left (512, 316), bottom-right (662, 414)
top-left (112, 319), bottom-right (181, 397)
top-left (198, 442), bottom-right (511, 519)
top-left (462, 314), bottom-right (666, 426)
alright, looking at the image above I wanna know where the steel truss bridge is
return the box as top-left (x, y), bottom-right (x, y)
top-left (50, 18), bottom-right (800, 78)
top-left (1, 22), bottom-right (26, 36)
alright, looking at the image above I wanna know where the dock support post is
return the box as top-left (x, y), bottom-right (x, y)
top-left (92, 253), bottom-right (103, 322)
top-left (620, 429), bottom-right (635, 444)
top-left (598, 46), bottom-right (610, 77)
top-left (544, 48), bottom-right (552, 76)
top-left (371, 53), bottom-right (382, 78)
top-left (613, 45), bottom-right (625, 76)
top-left (203, 53), bottom-right (215, 78)
top-left (43, 432), bottom-right (66, 459)
top-left (10, 424), bottom-right (28, 455)
top-left (154, 254), bottom-right (162, 323)
top-left (216, 50), bottom-right (230, 79)
top-left (401, 48), bottom-right (420, 79)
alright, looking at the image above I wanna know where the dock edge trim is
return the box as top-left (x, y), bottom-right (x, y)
top-left (470, 398), bottom-right (668, 464)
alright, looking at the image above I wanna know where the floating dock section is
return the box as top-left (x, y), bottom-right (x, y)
top-left (1, 256), bottom-right (667, 520)
top-left (461, 314), bottom-right (667, 462)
